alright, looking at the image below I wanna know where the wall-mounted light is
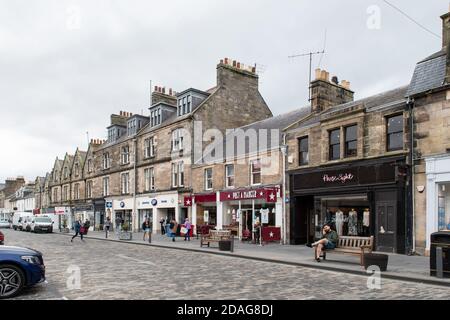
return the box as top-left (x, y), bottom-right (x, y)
top-left (416, 186), bottom-right (425, 193)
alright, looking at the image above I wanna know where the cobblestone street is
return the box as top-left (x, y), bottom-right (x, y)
top-left (2, 229), bottom-right (449, 300)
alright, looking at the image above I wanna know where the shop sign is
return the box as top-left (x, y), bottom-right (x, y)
top-left (151, 199), bottom-right (158, 206)
top-left (184, 196), bottom-right (193, 207)
top-left (262, 227), bottom-right (281, 242)
top-left (120, 201), bottom-right (126, 208)
top-left (106, 202), bottom-right (113, 209)
top-left (220, 188), bottom-right (278, 202)
top-left (322, 173), bottom-right (355, 184)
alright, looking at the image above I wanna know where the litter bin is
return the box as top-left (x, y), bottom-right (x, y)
top-left (364, 253), bottom-right (389, 271)
top-left (219, 240), bottom-right (232, 252)
top-left (430, 231), bottom-right (450, 278)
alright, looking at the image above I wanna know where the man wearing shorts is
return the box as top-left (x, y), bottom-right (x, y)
top-left (307, 224), bottom-right (338, 262)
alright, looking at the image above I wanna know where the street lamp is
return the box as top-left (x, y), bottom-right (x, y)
top-left (280, 142), bottom-right (288, 245)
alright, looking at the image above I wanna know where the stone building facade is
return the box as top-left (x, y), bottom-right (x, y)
top-left (285, 68), bottom-right (412, 254)
top-left (406, 8), bottom-right (450, 255)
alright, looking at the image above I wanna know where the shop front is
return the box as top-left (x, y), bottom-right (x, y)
top-left (110, 198), bottom-right (134, 231)
top-left (289, 156), bottom-right (409, 254)
top-left (93, 199), bottom-right (105, 231)
top-left (73, 204), bottom-right (95, 231)
top-left (425, 155), bottom-right (450, 251)
top-left (185, 193), bottom-right (216, 235)
top-left (219, 186), bottom-right (282, 243)
top-left (55, 206), bottom-right (72, 230)
top-left (137, 192), bottom-right (180, 234)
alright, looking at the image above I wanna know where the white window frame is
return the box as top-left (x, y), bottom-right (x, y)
top-left (225, 164), bottom-right (235, 188)
top-left (145, 137), bottom-right (155, 158)
top-left (103, 153), bottom-right (110, 170)
top-left (103, 177), bottom-right (110, 197)
top-left (144, 167), bottom-right (155, 191)
top-left (205, 168), bottom-right (213, 191)
top-left (172, 163), bottom-right (178, 188)
top-left (178, 162), bottom-right (184, 187)
top-left (121, 146), bottom-right (130, 165)
top-left (87, 159), bottom-right (93, 173)
top-left (74, 183), bottom-right (80, 200)
top-left (121, 173), bottom-right (130, 194)
top-left (172, 129), bottom-right (184, 151)
top-left (86, 181), bottom-right (92, 199)
top-left (250, 159), bottom-right (262, 186)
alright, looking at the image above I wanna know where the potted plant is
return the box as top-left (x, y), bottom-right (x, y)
top-left (119, 222), bottom-right (133, 241)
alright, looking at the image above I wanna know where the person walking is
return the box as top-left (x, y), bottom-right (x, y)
top-left (142, 219), bottom-right (151, 242)
top-left (115, 216), bottom-right (121, 237)
top-left (104, 217), bottom-right (112, 238)
top-left (160, 218), bottom-right (166, 235)
top-left (184, 218), bottom-right (192, 242)
top-left (71, 219), bottom-right (84, 242)
top-left (170, 219), bottom-right (178, 242)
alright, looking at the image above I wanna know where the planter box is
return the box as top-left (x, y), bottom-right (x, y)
top-left (364, 253), bottom-right (389, 272)
top-left (219, 240), bottom-right (232, 252)
top-left (119, 232), bottom-right (133, 241)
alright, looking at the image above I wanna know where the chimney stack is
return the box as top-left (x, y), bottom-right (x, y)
top-left (217, 57), bottom-right (259, 88)
top-left (310, 68), bottom-right (354, 113)
top-left (442, 6), bottom-right (450, 49)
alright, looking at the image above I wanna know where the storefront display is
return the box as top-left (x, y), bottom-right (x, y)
top-left (290, 156), bottom-right (409, 254)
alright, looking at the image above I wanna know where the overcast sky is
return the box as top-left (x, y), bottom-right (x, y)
top-left (0, 0), bottom-right (447, 182)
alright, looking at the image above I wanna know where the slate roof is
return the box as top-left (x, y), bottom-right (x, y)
top-left (406, 49), bottom-right (447, 97)
top-left (195, 107), bottom-right (310, 164)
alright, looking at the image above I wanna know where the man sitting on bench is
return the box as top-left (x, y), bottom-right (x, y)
top-left (307, 224), bottom-right (338, 262)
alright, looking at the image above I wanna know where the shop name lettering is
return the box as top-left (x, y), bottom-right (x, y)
top-left (231, 190), bottom-right (258, 200)
top-left (323, 173), bottom-right (355, 184)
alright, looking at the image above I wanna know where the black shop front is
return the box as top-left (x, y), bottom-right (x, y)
top-left (289, 156), bottom-right (410, 254)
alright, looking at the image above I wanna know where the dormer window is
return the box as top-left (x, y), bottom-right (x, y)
top-left (178, 95), bottom-right (192, 116)
top-left (150, 108), bottom-right (162, 127)
top-left (127, 119), bottom-right (137, 136)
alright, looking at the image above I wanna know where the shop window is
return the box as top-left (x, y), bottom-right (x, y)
top-left (298, 137), bottom-right (309, 165)
top-left (225, 164), bottom-right (235, 188)
top-left (329, 129), bottom-right (341, 160)
top-left (345, 125), bottom-right (358, 158)
top-left (205, 168), bottom-right (213, 190)
top-left (386, 114), bottom-right (404, 151)
top-left (250, 159), bottom-right (262, 185)
top-left (438, 183), bottom-right (450, 231)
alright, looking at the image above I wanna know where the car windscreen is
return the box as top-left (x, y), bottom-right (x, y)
top-left (35, 218), bottom-right (52, 223)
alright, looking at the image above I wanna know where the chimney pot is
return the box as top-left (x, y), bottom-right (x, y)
top-left (232, 60), bottom-right (237, 67)
top-left (237, 62), bottom-right (241, 69)
top-left (315, 68), bottom-right (322, 80)
top-left (154, 86), bottom-right (158, 92)
top-left (331, 76), bottom-right (339, 85)
top-left (225, 57), bottom-right (229, 64)
top-left (220, 59), bottom-right (224, 64)
top-left (320, 70), bottom-right (327, 81)
top-left (162, 87), bottom-right (166, 94)
top-left (252, 66), bottom-right (256, 73)
top-left (169, 88), bottom-right (173, 95)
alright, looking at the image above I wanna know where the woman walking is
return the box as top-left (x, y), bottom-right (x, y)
top-left (142, 219), bottom-right (151, 241)
top-left (184, 218), bottom-right (192, 241)
top-left (71, 219), bottom-right (84, 242)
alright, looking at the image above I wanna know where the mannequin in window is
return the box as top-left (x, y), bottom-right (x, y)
top-left (335, 209), bottom-right (344, 236)
top-left (348, 208), bottom-right (358, 236)
top-left (363, 208), bottom-right (370, 236)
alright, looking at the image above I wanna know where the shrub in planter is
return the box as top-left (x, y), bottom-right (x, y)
top-left (119, 222), bottom-right (133, 241)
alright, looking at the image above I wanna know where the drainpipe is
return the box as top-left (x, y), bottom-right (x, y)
top-left (133, 137), bottom-right (138, 233)
top-left (408, 97), bottom-right (416, 255)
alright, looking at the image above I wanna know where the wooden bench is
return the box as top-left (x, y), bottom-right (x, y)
top-left (200, 230), bottom-right (232, 248)
top-left (321, 236), bottom-right (374, 265)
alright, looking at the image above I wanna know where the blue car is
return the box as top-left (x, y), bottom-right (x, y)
top-left (0, 246), bottom-right (45, 299)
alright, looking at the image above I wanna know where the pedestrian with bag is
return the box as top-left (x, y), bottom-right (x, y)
top-left (183, 218), bottom-right (192, 241)
top-left (170, 219), bottom-right (178, 242)
top-left (71, 219), bottom-right (84, 242)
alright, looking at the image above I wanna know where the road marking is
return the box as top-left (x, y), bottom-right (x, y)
top-left (116, 254), bottom-right (157, 266)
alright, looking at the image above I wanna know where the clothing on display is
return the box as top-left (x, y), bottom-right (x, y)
top-left (347, 209), bottom-right (358, 236)
top-left (335, 210), bottom-right (344, 236)
top-left (363, 209), bottom-right (370, 227)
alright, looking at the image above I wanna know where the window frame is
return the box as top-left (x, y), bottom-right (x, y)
top-left (121, 172), bottom-right (130, 195)
top-left (329, 128), bottom-right (341, 161)
top-left (344, 125), bottom-right (358, 158)
top-left (204, 168), bottom-right (213, 190)
top-left (121, 146), bottom-right (130, 165)
top-left (103, 177), bottom-right (110, 197)
top-left (225, 164), bottom-right (235, 188)
top-left (250, 159), bottom-right (262, 186)
top-left (144, 137), bottom-right (155, 158)
top-left (144, 167), bottom-right (155, 192)
top-left (86, 181), bottom-right (92, 199)
top-left (298, 136), bottom-right (309, 166)
top-left (386, 114), bottom-right (404, 152)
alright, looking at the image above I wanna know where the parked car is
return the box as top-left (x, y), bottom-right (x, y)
top-left (0, 231), bottom-right (4, 245)
top-left (0, 246), bottom-right (45, 299)
top-left (0, 220), bottom-right (10, 229)
top-left (30, 216), bottom-right (53, 233)
top-left (12, 212), bottom-right (33, 231)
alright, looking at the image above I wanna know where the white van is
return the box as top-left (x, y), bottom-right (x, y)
top-left (12, 212), bottom-right (34, 231)
top-left (29, 215), bottom-right (54, 233)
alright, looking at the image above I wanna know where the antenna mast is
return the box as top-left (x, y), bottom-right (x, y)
top-left (288, 50), bottom-right (325, 102)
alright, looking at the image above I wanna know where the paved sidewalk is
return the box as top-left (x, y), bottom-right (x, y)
top-left (57, 230), bottom-right (450, 287)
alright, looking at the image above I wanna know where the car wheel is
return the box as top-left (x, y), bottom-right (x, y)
top-left (12, 226), bottom-right (16, 231)
top-left (0, 264), bottom-right (26, 299)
